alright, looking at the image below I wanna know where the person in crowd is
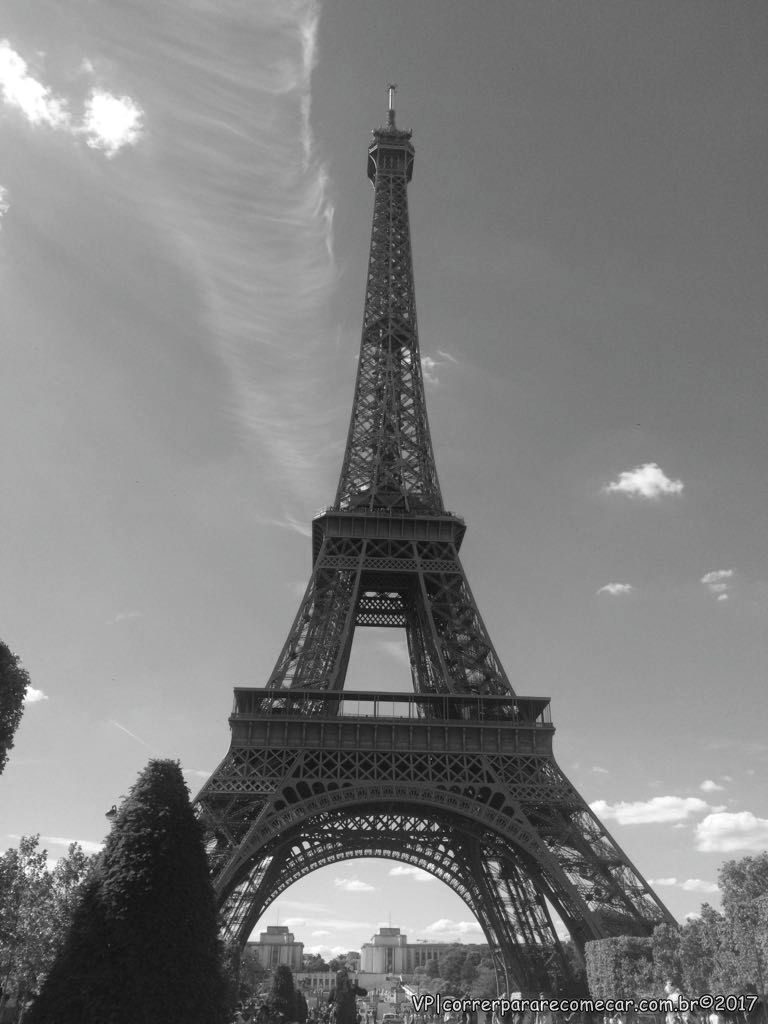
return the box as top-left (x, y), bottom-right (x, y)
top-left (328, 969), bottom-right (368, 1024)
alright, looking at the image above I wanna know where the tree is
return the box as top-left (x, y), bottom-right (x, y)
top-left (651, 922), bottom-right (682, 989)
top-left (267, 964), bottom-right (298, 1023)
top-left (438, 946), bottom-right (466, 987)
top-left (240, 947), bottom-right (268, 998)
top-left (0, 837), bottom-right (95, 1013)
top-left (303, 952), bottom-right (330, 972)
top-left (424, 958), bottom-right (440, 979)
top-left (469, 966), bottom-right (497, 1000)
top-left (28, 759), bottom-right (227, 1024)
top-left (585, 936), bottom-right (654, 1004)
top-left (0, 837), bottom-right (55, 1006)
top-left (719, 854), bottom-right (768, 998)
top-left (460, 954), bottom-right (478, 987)
top-left (0, 640), bottom-right (29, 775)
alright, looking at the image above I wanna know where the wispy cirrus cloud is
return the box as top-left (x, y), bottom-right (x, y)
top-left (0, 185), bottom-right (8, 221)
top-left (0, 39), bottom-right (143, 156)
top-left (108, 719), bottom-right (151, 749)
top-left (590, 795), bottom-right (716, 825)
top-left (376, 639), bottom-right (411, 667)
top-left (604, 463), bottom-right (683, 499)
top-left (150, 2), bottom-right (336, 505)
top-left (597, 583), bottom-right (633, 596)
top-left (695, 811), bottom-right (768, 853)
top-left (42, 835), bottom-right (103, 855)
top-left (283, 915), bottom-right (372, 931)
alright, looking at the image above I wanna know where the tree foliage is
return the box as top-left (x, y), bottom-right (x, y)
top-left (585, 936), bottom-right (654, 1000)
top-left (303, 952), bottom-right (330, 972)
top-left (0, 640), bottom-right (29, 776)
top-left (0, 836), bottom-right (95, 1007)
top-left (28, 758), bottom-right (227, 1024)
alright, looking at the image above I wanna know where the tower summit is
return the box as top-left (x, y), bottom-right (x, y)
top-left (196, 98), bottom-right (674, 990)
top-left (337, 86), bottom-right (436, 513)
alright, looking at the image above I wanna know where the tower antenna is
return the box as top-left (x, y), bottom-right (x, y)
top-left (387, 82), bottom-right (397, 127)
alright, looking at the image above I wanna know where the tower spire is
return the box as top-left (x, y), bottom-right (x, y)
top-left (387, 82), bottom-right (397, 128)
top-left (335, 95), bottom-right (441, 512)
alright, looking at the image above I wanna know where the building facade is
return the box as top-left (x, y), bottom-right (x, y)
top-left (248, 925), bottom-right (304, 971)
top-left (360, 927), bottom-right (452, 974)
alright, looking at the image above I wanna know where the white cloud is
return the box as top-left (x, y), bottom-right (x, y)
top-left (591, 766), bottom-right (609, 775)
top-left (597, 583), bottom-right (633, 596)
top-left (0, 39), bottom-right (70, 127)
top-left (182, 768), bottom-right (211, 780)
top-left (376, 639), bottom-right (411, 667)
top-left (334, 877), bottom-right (374, 893)
top-left (284, 916), bottom-right (372, 932)
top-left (0, 40), bottom-right (142, 158)
top-left (42, 835), bottom-right (103, 855)
top-left (421, 351), bottom-right (458, 387)
top-left (649, 877), bottom-right (678, 886)
top-left (305, 944), bottom-right (347, 958)
top-left (701, 570), bottom-right (734, 584)
top-left (590, 795), bottom-right (711, 825)
top-left (701, 569), bottom-right (735, 601)
top-left (604, 463), bottom-right (683, 499)
top-left (424, 918), bottom-right (483, 938)
top-left (81, 89), bottom-right (144, 156)
top-left (685, 912), bottom-right (701, 922)
top-left (681, 878), bottom-right (719, 894)
top-left (107, 610), bottom-right (142, 625)
top-left (695, 811), bottom-right (768, 853)
top-left (388, 866), bottom-right (435, 882)
top-left (311, 930), bottom-right (331, 937)
top-left (421, 355), bottom-right (440, 387)
top-left (278, 899), bottom-right (329, 913)
top-left (24, 687), bottom-right (48, 704)
top-left (0, 184), bottom-right (8, 220)
top-left (700, 779), bottom-right (725, 792)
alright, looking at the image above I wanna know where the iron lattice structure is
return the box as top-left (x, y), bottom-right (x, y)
top-left (196, 97), bottom-right (674, 990)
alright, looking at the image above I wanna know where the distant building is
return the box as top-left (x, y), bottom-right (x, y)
top-left (360, 926), bottom-right (452, 974)
top-left (248, 925), bottom-right (304, 972)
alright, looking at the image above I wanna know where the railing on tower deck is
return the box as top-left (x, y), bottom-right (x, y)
top-left (231, 687), bottom-right (551, 727)
top-left (314, 506), bottom-right (465, 523)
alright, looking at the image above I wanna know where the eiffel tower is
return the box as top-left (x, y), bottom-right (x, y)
top-left (196, 88), bottom-right (674, 990)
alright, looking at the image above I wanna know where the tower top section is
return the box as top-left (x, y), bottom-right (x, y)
top-left (335, 95), bottom-right (442, 513)
top-left (368, 83), bottom-right (414, 183)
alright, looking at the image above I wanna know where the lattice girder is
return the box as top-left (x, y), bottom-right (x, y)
top-left (197, 699), bottom-right (673, 981)
top-left (195, 103), bottom-right (674, 992)
top-left (207, 799), bottom-right (565, 990)
top-left (263, 533), bottom-right (513, 695)
top-left (335, 123), bottom-right (441, 513)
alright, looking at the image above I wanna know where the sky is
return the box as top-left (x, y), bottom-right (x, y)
top-left (1, 0), bottom-right (767, 959)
